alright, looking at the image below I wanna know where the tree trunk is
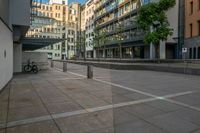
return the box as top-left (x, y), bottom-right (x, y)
top-left (119, 44), bottom-right (122, 60)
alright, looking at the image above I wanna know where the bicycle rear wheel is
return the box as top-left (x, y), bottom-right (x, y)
top-left (24, 65), bottom-right (31, 73)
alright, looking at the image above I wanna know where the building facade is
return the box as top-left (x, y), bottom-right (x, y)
top-left (84, 0), bottom-right (96, 58)
top-left (82, 0), bottom-right (179, 59)
top-left (184, 0), bottom-right (200, 59)
top-left (27, 1), bottom-right (81, 60)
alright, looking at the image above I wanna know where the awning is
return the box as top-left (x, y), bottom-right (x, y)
top-left (22, 38), bottom-right (66, 51)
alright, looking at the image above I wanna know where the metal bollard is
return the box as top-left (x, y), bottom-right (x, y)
top-left (87, 65), bottom-right (93, 79)
top-left (51, 60), bottom-right (54, 68)
top-left (63, 62), bottom-right (67, 72)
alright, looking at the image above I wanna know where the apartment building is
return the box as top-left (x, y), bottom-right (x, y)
top-left (27, 1), bottom-right (81, 60)
top-left (93, 0), bottom-right (179, 59)
top-left (84, 0), bottom-right (96, 58)
top-left (0, 0), bottom-right (31, 91)
top-left (184, 0), bottom-right (200, 59)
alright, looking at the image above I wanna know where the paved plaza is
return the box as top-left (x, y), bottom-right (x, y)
top-left (1, 63), bottom-right (200, 133)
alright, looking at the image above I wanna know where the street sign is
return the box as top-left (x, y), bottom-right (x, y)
top-left (182, 48), bottom-right (187, 53)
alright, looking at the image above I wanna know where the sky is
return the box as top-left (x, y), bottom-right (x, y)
top-left (69, 0), bottom-right (85, 4)
top-left (42, 0), bottom-right (86, 4)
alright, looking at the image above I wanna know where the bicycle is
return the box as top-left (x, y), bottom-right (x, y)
top-left (24, 59), bottom-right (38, 74)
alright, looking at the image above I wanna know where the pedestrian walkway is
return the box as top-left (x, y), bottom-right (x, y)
top-left (1, 66), bottom-right (200, 133)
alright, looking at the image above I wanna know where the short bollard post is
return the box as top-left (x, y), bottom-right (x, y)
top-left (63, 62), bottom-right (67, 72)
top-left (51, 60), bottom-right (54, 68)
top-left (87, 65), bottom-right (93, 79)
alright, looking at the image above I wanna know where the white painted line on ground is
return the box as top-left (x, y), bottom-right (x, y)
top-left (49, 77), bottom-right (85, 80)
top-left (94, 78), bottom-right (157, 98)
top-left (165, 99), bottom-right (200, 112)
top-left (54, 68), bottom-right (63, 72)
top-left (67, 71), bottom-right (86, 78)
top-left (52, 110), bottom-right (87, 119)
top-left (6, 115), bottom-right (51, 128)
top-left (1, 90), bottom-right (195, 129)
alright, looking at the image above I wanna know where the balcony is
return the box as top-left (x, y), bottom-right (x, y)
top-left (96, 9), bottom-right (137, 29)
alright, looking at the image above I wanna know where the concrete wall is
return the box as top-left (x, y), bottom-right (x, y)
top-left (166, 0), bottom-right (179, 43)
top-left (10, 0), bottom-right (31, 26)
top-left (0, 20), bottom-right (13, 91)
top-left (22, 52), bottom-right (49, 70)
top-left (0, 0), bottom-right (10, 27)
top-left (13, 43), bottom-right (22, 73)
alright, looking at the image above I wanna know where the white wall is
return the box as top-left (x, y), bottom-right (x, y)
top-left (22, 52), bottom-right (49, 70)
top-left (13, 43), bottom-right (22, 73)
top-left (0, 20), bottom-right (13, 91)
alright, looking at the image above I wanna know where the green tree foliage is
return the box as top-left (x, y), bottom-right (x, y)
top-left (137, 0), bottom-right (176, 44)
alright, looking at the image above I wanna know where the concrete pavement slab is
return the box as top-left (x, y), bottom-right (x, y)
top-left (0, 129), bottom-right (5, 133)
top-left (122, 103), bottom-right (165, 119)
top-left (45, 101), bottom-right (84, 114)
top-left (7, 105), bottom-right (49, 122)
top-left (6, 120), bottom-right (60, 133)
top-left (115, 119), bottom-right (167, 133)
top-left (146, 113), bottom-right (200, 133)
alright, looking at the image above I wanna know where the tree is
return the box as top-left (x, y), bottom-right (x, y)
top-left (76, 31), bottom-right (86, 60)
top-left (137, 0), bottom-right (176, 45)
top-left (92, 27), bottom-right (109, 58)
top-left (115, 23), bottom-right (125, 59)
top-left (92, 28), bottom-right (100, 59)
top-left (100, 29), bottom-right (109, 58)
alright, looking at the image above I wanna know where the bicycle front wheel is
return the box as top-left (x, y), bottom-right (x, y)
top-left (32, 65), bottom-right (38, 74)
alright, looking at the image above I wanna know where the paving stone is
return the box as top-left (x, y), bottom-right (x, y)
top-left (146, 113), bottom-right (200, 133)
top-left (146, 100), bottom-right (183, 112)
top-left (123, 92), bottom-right (151, 101)
top-left (115, 120), bottom-right (167, 133)
top-left (45, 101), bottom-right (83, 114)
top-left (112, 94), bottom-right (133, 104)
top-left (88, 127), bottom-right (114, 133)
top-left (122, 103), bottom-right (165, 119)
top-left (90, 109), bottom-right (114, 128)
top-left (111, 87), bottom-right (132, 95)
top-left (0, 129), bottom-right (5, 133)
top-left (171, 92), bottom-right (200, 106)
top-left (112, 108), bottom-right (140, 125)
top-left (6, 120), bottom-right (60, 133)
top-left (69, 92), bottom-right (110, 108)
top-left (193, 129), bottom-right (200, 133)
top-left (8, 105), bottom-right (48, 122)
top-left (167, 108), bottom-right (200, 126)
top-left (0, 107), bottom-right (8, 126)
top-left (55, 113), bottom-right (106, 133)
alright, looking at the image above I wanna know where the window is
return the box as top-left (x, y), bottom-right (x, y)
top-left (198, 21), bottom-right (200, 36)
top-left (190, 1), bottom-right (193, 14)
top-left (190, 23), bottom-right (193, 37)
top-left (199, 0), bottom-right (200, 10)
